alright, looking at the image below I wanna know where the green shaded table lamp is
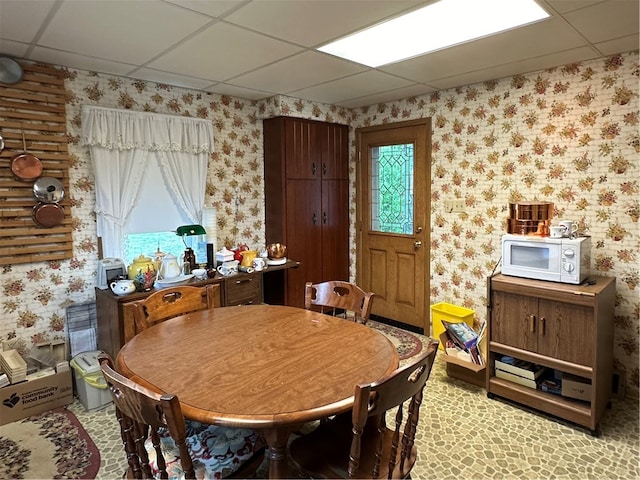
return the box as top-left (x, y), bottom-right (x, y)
top-left (176, 224), bottom-right (206, 273)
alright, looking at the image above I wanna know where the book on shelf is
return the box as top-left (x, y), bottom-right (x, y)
top-left (495, 368), bottom-right (538, 389)
top-left (495, 356), bottom-right (545, 381)
top-left (441, 320), bottom-right (478, 350)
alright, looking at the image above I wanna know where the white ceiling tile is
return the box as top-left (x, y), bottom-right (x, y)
top-left (231, 51), bottom-right (366, 94)
top-left (543, 0), bottom-right (603, 14)
top-left (147, 22), bottom-right (303, 81)
top-left (0, 40), bottom-right (30, 59)
top-left (128, 68), bottom-right (217, 90)
top-left (426, 46), bottom-right (600, 90)
top-left (594, 35), bottom-right (640, 56)
top-left (163, 0), bottom-right (247, 18)
top-left (0, 0), bottom-right (57, 43)
top-left (202, 82), bottom-right (273, 100)
top-left (38, 0), bottom-right (212, 64)
top-left (337, 84), bottom-right (438, 108)
top-left (562, 0), bottom-right (639, 43)
top-left (290, 70), bottom-right (415, 104)
top-left (28, 46), bottom-right (139, 77)
top-left (225, 0), bottom-right (425, 47)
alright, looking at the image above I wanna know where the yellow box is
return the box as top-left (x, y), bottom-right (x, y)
top-left (430, 302), bottom-right (475, 350)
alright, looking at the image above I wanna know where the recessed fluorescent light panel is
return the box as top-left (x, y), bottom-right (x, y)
top-left (318, 0), bottom-right (550, 67)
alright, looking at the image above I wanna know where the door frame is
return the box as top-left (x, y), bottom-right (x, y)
top-left (355, 118), bottom-right (431, 331)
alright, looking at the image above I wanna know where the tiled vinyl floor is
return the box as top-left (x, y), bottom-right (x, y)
top-left (70, 331), bottom-right (640, 480)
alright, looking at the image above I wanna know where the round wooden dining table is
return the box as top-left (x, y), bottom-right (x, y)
top-left (116, 304), bottom-right (399, 479)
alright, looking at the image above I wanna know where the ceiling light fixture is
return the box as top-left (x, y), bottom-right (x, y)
top-left (318, 0), bottom-right (550, 68)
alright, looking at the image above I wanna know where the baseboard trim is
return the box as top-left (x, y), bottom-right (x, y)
top-left (370, 314), bottom-right (424, 335)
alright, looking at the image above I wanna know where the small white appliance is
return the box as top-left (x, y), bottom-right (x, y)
top-left (501, 234), bottom-right (590, 284)
top-left (96, 258), bottom-right (126, 289)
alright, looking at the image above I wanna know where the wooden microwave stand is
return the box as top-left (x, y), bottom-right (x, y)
top-left (95, 260), bottom-right (297, 358)
top-left (486, 274), bottom-right (615, 434)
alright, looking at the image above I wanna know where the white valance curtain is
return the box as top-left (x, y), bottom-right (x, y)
top-left (81, 105), bottom-right (213, 259)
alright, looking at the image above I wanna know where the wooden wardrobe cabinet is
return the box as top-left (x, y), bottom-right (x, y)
top-left (264, 117), bottom-right (349, 308)
top-left (487, 274), bottom-right (616, 433)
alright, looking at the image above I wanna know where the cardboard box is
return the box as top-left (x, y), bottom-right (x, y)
top-left (561, 373), bottom-right (592, 402)
top-left (439, 331), bottom-right (486, 387)
top-left (0, 370), bottom-right (73, 425)
top-left (495, 368), bottom-right (538, 389)
top-left (495, 356), bottom-right (546, 381)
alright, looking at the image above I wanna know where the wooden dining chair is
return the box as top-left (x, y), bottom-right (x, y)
top-left (98, 353), bottom-right (265, 479)
top-left (130, 284), bottom-right (215, 335)
top-left (289, 339), bottom-right (439, 479)
top-left (304, 280), bottom-right (375, 325)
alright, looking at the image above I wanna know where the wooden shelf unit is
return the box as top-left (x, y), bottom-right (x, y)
top-left (0, 62), bottom-right (72, 265)
top-left (486, 274), bottom-right (616, 433)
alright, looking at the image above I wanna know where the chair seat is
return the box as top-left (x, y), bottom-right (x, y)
top-left (146, 421), bottom-right (265, 479)
top-left (289, 417), bottom-right (417, 479)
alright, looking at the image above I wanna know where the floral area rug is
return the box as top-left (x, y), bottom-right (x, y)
top-left (369, 319), bottom-right (424, 361)
top-left (0, 407), bottom-right (100, 479)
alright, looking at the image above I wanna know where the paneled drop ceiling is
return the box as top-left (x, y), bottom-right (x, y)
top-left (0, 0), bottom-right (637, 108)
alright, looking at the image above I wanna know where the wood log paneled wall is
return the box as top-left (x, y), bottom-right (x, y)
top-left (0, 62), bottom-right (72, 266)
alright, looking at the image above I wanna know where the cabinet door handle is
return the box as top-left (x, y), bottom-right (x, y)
top-left (540, 316), bottom-right (545, 336)
top-left (312, 213), bottom-right (317, 224)
top-left (323, 163), bottom-right (327, 176)
top-left (312, 162), bottom-right (316, 175)
top-left (529, 315), bottom-right (536, 333)
top-left (323, 211), bottom-right (327, 224)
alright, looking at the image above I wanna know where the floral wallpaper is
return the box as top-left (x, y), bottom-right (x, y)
top-left (1, 51), bottom-right (638, 397)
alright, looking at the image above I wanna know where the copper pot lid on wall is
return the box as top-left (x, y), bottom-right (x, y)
top-left (32, 203), bottom-right (65, 227)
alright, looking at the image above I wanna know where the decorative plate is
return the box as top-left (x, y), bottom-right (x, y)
top-left (155, 274), bottom-right (194, 285)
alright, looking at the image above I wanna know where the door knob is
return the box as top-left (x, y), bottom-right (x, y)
top-left (414, 241), bottom-right (422, 248)
top-left (416, 226), bottom-right (423, 233)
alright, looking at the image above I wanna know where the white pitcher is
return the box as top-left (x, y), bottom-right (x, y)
top-left (159, 254), bottom-right (181, 279)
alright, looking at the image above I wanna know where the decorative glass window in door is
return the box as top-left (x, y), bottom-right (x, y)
top-left (370, 143), bottom-right (414, 234)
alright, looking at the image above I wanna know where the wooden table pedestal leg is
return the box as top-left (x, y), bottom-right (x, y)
top-left (262, 426), bottom-right (297, 479)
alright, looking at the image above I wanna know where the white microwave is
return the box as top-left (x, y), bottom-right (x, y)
top-left (501, 234), bottom-right (591, 284)
top-left (97, 258), bottom-right (127, 289)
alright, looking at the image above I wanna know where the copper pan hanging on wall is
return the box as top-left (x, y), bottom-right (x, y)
top-left (32, 176), bottom-right (65, 227)
top-left (11, 131), bottom-right (43, 182)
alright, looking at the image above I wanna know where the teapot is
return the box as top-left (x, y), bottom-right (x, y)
top-left (110, 279), bottom-right (135, 296)
top-left (127, 255), bottom-right (157, 290)
top-left (159, 254), bottom-right (181, 279)
top-left (233, 243), bottom-right (249, 262)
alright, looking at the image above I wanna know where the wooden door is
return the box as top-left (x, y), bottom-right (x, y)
top-left (321, 179), bottom-right (349, 282)
top-left (285, 179), bottom-right (322, 307)
top-left (284, 118), bottom-right (318, 180)
top-left (491, 290), bottom-right (538, 353)
top-left (322, 123), bottom-right (349, 180)
top-left (538, 299), bottom-right (594, 366)
top-left (356, 119), bottom-right (430, 331)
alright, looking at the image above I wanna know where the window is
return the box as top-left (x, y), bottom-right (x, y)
top-left (370, 143), bottom-right (414, 234)
top-left (82, 106), bottom-right (214, 265)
